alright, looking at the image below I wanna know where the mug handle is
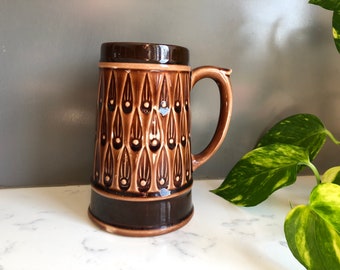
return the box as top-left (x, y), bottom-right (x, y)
top-left (190, 66), bottom-right (233, 171)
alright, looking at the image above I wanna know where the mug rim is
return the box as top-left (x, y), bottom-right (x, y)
top-left (100, 42), bottom-right (190, 65)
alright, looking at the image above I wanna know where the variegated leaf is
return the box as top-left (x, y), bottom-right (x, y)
top-left (284, 183), bottom-right (340, 269)
top-left (256, 114), bottom-right (327, 161)
top-left (322, 166), bottom-right (340, 185)
top-left (211, 144), bottom-right (309, 206)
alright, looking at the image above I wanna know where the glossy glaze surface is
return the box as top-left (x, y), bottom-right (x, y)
top-left (89, 44), bottom-right (232, 235)
top-left (100, 42), bottom-right (189, 64)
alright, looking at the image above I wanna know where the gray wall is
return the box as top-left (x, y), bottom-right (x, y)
top-left (1, 0), bottom-right (340, 187)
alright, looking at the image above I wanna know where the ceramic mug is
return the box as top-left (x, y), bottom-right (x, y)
top-left (88, 42), bottom-right (233, 236)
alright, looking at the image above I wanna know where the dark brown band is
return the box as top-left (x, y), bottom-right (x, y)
top-left (89, 188), bottom-right (193, 235)
top-left (100, 42), bottom-right (189, 65)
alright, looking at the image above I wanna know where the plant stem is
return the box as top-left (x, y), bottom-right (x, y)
top-left (325, 129), bottom-right (340, 145)
top-left (299, 161), bottom-right (322, 185)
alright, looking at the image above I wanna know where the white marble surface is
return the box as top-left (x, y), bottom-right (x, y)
top-left (0, 177), bottom-right (316, 270)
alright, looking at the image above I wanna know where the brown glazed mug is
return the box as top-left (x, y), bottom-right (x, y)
top-left (88, 42), bottom-right (233, 236)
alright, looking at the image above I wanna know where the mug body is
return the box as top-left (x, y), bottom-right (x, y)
top-left (88, 42), bottom-right (194, 236)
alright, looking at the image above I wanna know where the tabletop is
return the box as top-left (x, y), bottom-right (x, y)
top-left (0, 177), bottom-right (314, 270)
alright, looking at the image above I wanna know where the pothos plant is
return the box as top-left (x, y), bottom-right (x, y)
top-left (212, 114), bottom-right (340, 269)
top-left (211, 2), bottom-right (340, 269)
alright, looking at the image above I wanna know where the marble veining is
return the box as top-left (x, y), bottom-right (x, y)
top-left (151, 230), bottom-right (217, 258)
top-left (0, 177), bottom-right (314, 270)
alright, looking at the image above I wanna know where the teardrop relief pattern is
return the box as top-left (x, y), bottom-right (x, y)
top-left (122, 73), bottom-right (133, 114)
top-left (130, 110), bottom-right (143, 152)
top-left (183, 73), bottom-right (189, 111)
top-left (112, 109), bottom-right (123, 150)
top-left (157, 147), bottom-right (169, 189)
top-left (137, 148), bottom-right (152, 192)
top-left (174, 146), bottom-right (183, 188)
top-left (93, 69), bottom-right (192, 195)
top-left (103, 146), bottom-right (114, 187)
top-left (100, 107), bottom-right (107, 146)
top-left (108, 70), bottom-right (116, 111)
top-left (180, 113), bottom-right (187, 147)
top-left (141, 74), bottom-right (152, 114)
top-left (167, 110), bottom-right (176, 150)
top-left (93, 144), bottom-right (101, 184)
top-left (174, 73), bottom-right (182, 113)
top-left (119, 147), bottom-right (131, 190)
top-left (149, 111), bottom-right (161, 152)
top-left (98, 69), bottom-right (105, 111)
top-left (158, 75), bottom-right (170, 116)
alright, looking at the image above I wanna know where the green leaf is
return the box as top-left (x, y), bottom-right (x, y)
top-left (284, 183), bottom-right (340, 269)
top-left (256, 114), bottom-right (327, 161)
top-left (309, 0), bottom-right (340, 11)
top-left (333, 11), bottom-right (340, 53)
top-left (211, 144), bottom-right (310, 206)
top-left (310, 183), bottom-right (340, 232)
top-left (322, 166), bottom-right (340, 185)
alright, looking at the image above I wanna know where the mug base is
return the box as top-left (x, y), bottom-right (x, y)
top-left (88, 188), bottom-right (194, 237)
top-left (88, 208), bottom-right (193, 237)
